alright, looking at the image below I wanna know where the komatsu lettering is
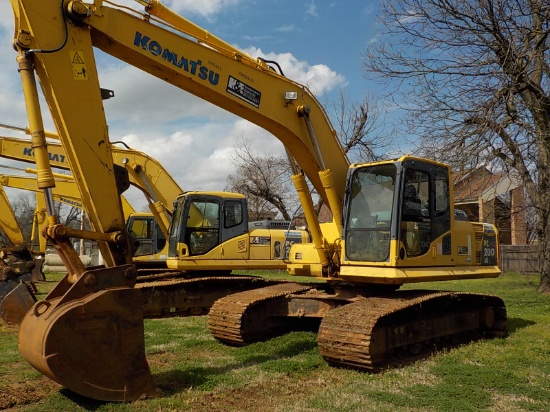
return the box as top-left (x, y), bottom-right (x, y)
top-left (134, 31), bottom-right (219, 86)
top-left (59, 197), bottom-right (82, 208)
top-left (22, 147), bottom-right (66, 163)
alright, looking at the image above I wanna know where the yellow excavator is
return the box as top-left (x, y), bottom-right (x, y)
top-left (0, 134), bottom-right (311, 321)
top-left (0, 169), bottom-right (307, 321)
top-left (0, 134), bottom-right (308, 271)
top-left (0, 134), bottom-right (311, 324)
top-left (8, 0), bottom-right (506, 401)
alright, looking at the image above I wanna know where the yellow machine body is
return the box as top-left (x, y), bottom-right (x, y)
top-left (7, 0), bottom-right (503, 401)
top-left (167, 191), bottom-right (309, 271)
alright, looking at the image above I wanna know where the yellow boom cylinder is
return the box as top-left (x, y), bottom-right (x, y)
top-left (319, 169), bottom-right (342, 238)
top-left (16, 54), bottom-right (55, 190)
top-left (292, 173), bottom-right (329, 270)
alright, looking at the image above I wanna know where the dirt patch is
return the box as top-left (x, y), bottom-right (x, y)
top-left (183, 372), bottom-right (339, 412)
top-left (0, 378), bottom-right (60, 410)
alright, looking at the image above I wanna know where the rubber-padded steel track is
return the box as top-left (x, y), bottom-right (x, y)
top-left (318, 290), bottom-right (507, 371)
top-left (208, 283), bottom-right (313, 345)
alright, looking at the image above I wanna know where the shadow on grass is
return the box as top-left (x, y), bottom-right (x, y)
top-left (506, 317), bottom-right (535, 333)
top-left (58, 389), bottom-right (110, 411)
top-left (57, 333), bottom-right (318, 406)
top-left (154, 335), bottom-right (319, 395)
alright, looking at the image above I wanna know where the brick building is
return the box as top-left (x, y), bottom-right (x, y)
top-left (453, 168), bottom-right (527, 245)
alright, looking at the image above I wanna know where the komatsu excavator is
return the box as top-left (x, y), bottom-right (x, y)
top-left (0, 135), bottom-right (307, 271)
top-left (0, 133), bottom-right (309, 328)
top-left (0, 169), bottom-right (306, 320)
top-left (8, 0), bottom-right (506, 402)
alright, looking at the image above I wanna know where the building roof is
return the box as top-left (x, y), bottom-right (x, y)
top-left (453, 167), bottom-right (520, 204)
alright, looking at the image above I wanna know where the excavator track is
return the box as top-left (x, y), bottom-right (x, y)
top-left (318, 290), bottom-right (507, 371)
top-left (136, 274), bottom-right (289, 318)
top-left (208, 283), bottom-right (314, 345)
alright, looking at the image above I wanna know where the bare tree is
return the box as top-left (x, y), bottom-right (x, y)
top-left (364, 0), bottom-right (550, 293)
top-left (329, 91), bottom-right (398, 163)
top-left (225, 136), bottom-right (299, 221)
top-left (13, 192), bottom-right (36, 243)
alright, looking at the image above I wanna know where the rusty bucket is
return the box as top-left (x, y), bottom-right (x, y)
top-left (18, 264), bottom-right (156, 401)
top-left (0, 281), bottom-right (36, 325)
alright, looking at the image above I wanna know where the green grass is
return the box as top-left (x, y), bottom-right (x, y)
top-left (1, 271), bottom-right (549, 411)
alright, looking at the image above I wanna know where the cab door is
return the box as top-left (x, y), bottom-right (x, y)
top-left (399, 160), bottom-right (451, 259)
top-left (184, 197), bottom-right (222, 256)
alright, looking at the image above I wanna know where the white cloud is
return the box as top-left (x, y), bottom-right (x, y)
top-left (242, 47), bottom-right (347, 94)
top-left (276, 25), bottom-right (295, 33)
top-left (397, 9), bottom-right (421, 25)
top-left (306, 1), bottom-right (319, 18)
top-left (168, 0), bottom-right (240, 19)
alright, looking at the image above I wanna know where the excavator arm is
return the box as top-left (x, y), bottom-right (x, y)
top-left (8, 0), bottom-right (347, 400)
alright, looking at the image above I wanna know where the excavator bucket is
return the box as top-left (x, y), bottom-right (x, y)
top-left (18, 264), bottom-right (156, 401)
top-left (0, 281), bottom-right (36, 325)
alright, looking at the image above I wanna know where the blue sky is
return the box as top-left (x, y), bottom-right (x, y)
top-left (0, 0), bottom-right (389, 211)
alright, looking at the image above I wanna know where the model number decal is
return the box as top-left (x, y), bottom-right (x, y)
top-left (227, 76), bottom-right (261, 108)
top-left (482, 236), bottom-right (497, 265)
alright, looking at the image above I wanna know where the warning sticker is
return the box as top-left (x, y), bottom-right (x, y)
top-left (226, 76), bottom-right (261, 108)
top-left (69, 50), bottom-right (88, 80)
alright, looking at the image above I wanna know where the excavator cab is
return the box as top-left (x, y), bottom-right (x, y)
top-left (344, 157), bottom-right (451, 263)
top-left (168, 192), bottom-right (247, 258)
top-left (342, 156), bottom-right (498, 281)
